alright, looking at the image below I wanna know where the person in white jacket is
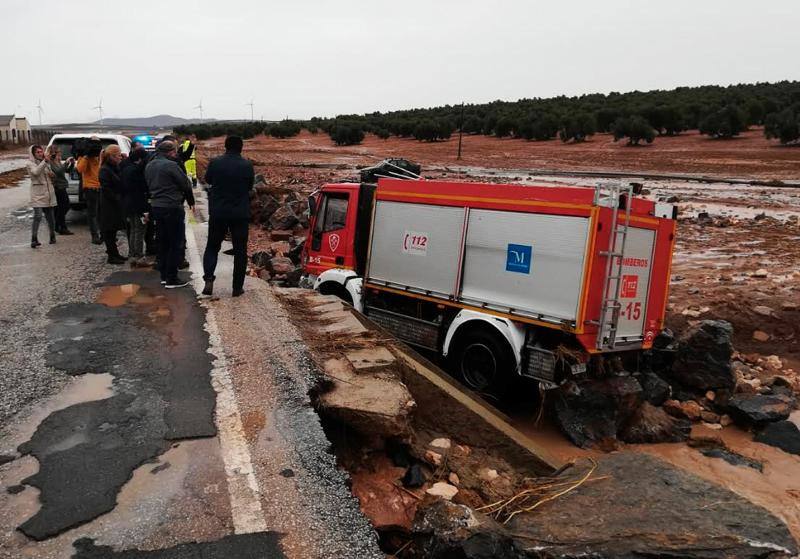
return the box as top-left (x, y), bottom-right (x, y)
top-left (27, 144), bottom-right (57, 248)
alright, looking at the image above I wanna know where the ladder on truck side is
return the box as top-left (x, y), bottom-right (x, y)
top-left (593, 182), bottom-right (633, 350)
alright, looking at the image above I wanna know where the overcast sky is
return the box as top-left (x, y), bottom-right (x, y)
top-left (4, 0), bottom-right (799, 124)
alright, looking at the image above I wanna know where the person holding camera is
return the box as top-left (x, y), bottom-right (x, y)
top-left (75, 137), bottom-right (103, 244)
top-left (28, 144), bottom-right (57, 248)
top-left (46, 145), bottom-right (75, 235)
top-left (98, 145), bottom-right (127, 264)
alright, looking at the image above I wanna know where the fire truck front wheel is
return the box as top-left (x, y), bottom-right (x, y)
top-left (451, 328), bottom-right (514, 398)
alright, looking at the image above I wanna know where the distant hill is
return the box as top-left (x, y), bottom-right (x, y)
top-left (91, 114), bottom-right (214, 127)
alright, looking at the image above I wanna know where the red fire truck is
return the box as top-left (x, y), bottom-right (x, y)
top-left (301, 177), bottom-right (677, 395)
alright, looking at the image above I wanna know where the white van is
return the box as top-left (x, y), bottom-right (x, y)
top-left (46, 133), bottom-right (132, 209)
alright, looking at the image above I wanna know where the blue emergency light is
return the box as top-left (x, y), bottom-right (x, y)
top-left (134, 135), bottom-right (152, 144)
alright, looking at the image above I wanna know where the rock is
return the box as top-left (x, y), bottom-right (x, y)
top-left (268, 256), bottom-right (294, 275)
top-left (507, 452), bottom-right (794, 557)
top-left (781, 302), bottom-right (799, 311)
top-left (727, 393), bottom-right (794, 427)
top-left (426, 482), bottom-right (459, 501)
top-left (736, 376), bottom-right (761, 394)
top-left (764, 355), bottom-right (783, 370)
top-left (479, 468), bottom-right (498, 482)
top-left (269, 205), bottom-right (299, 230)
top-left (700, 411), bottom-right (720, 423)
top-left (754, 421), bottom-right (800, 455)
top-left (425, 450), bottom-right (444, 467)
top-left (269, 241), bottom-right (291, 255)
top-left (619, 402), bottom-right (691, 444)
top-left (284, 267), bottom-right (303, 287)
top-left (454, 445), bottom-right (471, 456)
top-left (254, 195), bottom-right (280, 224)
top-left (720, 414), bottom-right (733, 426)
top-left (448, 472), bottom-right (460, 486)
top-left (412, 500), bottom-right (524, 559)
top-left (638, 371), bottom-right (672, 406)
top-left (668, 320), bottom-right (735, 391)
top-left (257, 269), bottom-right (271, 281)
top-left (270, 230), bottom-right (294, 241)
top-left (752, 330), bottom-right (771, 342)
top-left (688, 434), bottom-right (763, 471)
top-left (551, 376), bottom-right (643, 448)
top-left (666, 195), bottom-right (679, 203)
top-left (402, 463), bottom-right (427, 488)
top-left (703, 422), bottom-right (723, 430)
top-left (752, 269), bottom-right (769, 278)
top-left (287, 240), bottom-right (305, 264)
top-left (705, 390), bottom-right (716, 401)
top-left (429, 438), bottom-right (452, 451)
top-left (250, 251), bottom-right (271, 269)
top-left (753, 305), bottom-right (774, 317)
top-left (767, 375), bottom-right (796, 390)
top-left (668, 399), bottom-right (702, 421)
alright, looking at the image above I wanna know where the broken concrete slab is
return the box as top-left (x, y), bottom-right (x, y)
top-left (346, 347), bottom-right (396, 371)
top-left (318, 358), bottom-right (414, 438)
top-left (317, 311), bottom-right (368, 334)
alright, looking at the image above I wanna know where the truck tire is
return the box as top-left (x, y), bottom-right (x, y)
top-left (451, 328), bottom-right (515, 398)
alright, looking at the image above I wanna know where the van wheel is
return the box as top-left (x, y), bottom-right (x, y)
top-left (451, 329), bottom-right (514, 398)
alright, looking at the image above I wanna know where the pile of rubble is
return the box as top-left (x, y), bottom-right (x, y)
top-left (248, 179), bottom-right (310, 286)
top-left (551, 320), bottom-right (800, 456)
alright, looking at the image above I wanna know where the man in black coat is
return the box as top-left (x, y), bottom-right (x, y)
top-left (201, 136), bottom-right (254, 297)
top-left (145, 141), bottom-right (195, 288)
top-left (120, 147), bottom-right (151, 264)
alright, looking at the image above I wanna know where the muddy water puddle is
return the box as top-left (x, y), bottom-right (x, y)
top-left (0, 373), bottom-right (114, 457)
top-left (98, 283), bottom-right (141, 307)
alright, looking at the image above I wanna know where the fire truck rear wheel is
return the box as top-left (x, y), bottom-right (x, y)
top-left (451, 328), bottom-right (514, 397)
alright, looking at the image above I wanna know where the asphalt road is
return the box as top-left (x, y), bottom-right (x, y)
top-left (0, 181), bottom-right (381, 558)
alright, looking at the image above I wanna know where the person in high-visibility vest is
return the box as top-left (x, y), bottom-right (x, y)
top-left (177, 136), bottom-right (197, 186)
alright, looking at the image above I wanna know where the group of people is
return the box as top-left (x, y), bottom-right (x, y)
top-left (28, 133), bottom-right (254, 295)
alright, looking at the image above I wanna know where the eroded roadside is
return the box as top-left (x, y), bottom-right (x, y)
top-left (273, 288), bottom-right (799, 558)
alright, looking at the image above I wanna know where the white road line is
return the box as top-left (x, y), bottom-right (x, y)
top-left (184, 220), bottom-right (268, 534)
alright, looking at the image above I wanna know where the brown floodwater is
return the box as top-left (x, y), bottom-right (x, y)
top-left (97, 283), bottom-right (141, 307)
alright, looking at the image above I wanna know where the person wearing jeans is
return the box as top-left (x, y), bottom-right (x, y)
top-left (201, 135), bottom-right (254, 297)
top-left (47, 145), bottom-right (74, 235)
top-left (27, 145), bottom-right (57, 248)
top-left (145, 141), bottom-right (195, 288)
top-left (120, 147), bottom-right (150, 264)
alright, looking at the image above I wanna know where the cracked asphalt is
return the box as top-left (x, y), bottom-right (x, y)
top-left (0, 181), bottom-right (381, 558)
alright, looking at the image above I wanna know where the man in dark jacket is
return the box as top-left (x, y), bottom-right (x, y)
top-left (201, 136), bottom-right (254, 297)
top-left (120, 147), bottom-right (150, 264)
top-left (145, 141), bottom-right (195, 288)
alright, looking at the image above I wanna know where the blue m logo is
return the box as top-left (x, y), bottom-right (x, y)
top-left (506, 244), bottom-right (532, 274)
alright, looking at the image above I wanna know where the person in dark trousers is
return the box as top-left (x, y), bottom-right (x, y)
top-left (120, 147), bottom-right (150, 265)
top-left (153, 134), bottom-right (190, 268)
top-left (98, 145), bottom-right (128, 264)
top-left (145, 141), bottom-right (195, 288)
top-left (75, 138), bottom-right (103, 244)
top-left (46, 145), bottom-right (75, 235)
top-left (202, 135), bottom-right (254, 297)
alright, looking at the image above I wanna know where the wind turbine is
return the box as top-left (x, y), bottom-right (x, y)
top-left (194, 99), bottom-right (204, 122)
top-left (246, 99), bottom-right (254, 121)
top-left (35, 99), bottom-right (44, 126)
top-left (92, 98), bottom-right (104, 126)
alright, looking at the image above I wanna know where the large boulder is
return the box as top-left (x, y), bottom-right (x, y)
top-left (727, 393), bottom-right (794, 427)
top-left (508, 452), bottom-right (797, 558)
top-left (250, 251), bottom-right (271, 269)
top-left (669, 320), bottom-right (735, 391)
top-left (551, 376), bottom-right (643, 448)
top-left (619, 402), bottom-right (691, 444)
top-left (269, 205), bottom-right (299, 231)
top-left (754, 421), bottom-right (800, 455)
top-left (268, 256), bottom-right (295, 275)
top-left (412, 499), bottom-right (524, 559)
top-left (637, 371), bottom-right (672, 406)
top-left (254, 195), bottom-right (280, 224)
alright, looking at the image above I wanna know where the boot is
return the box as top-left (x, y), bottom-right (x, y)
top-left (31, 236), bottom-right (41, 249)
top-left (202, 280), bottom-right (214, 296)
top-left (49, 233), bottom-right (56, 244)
